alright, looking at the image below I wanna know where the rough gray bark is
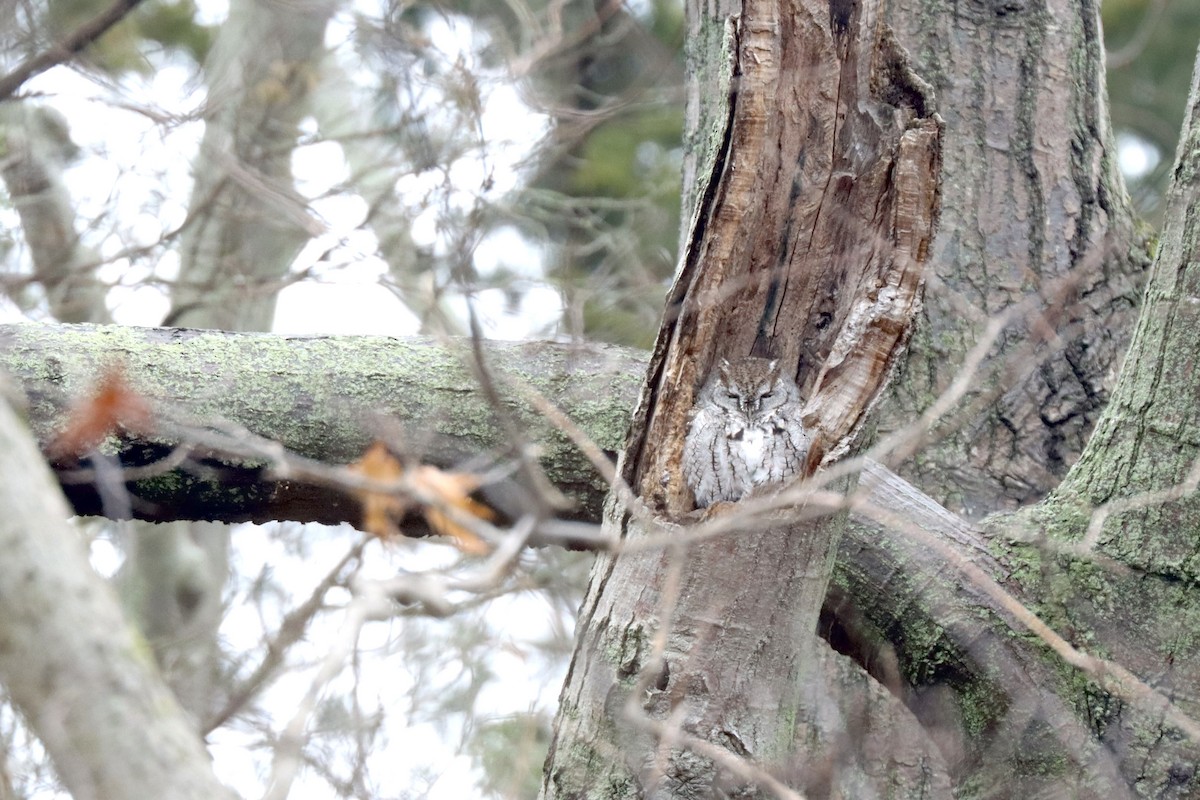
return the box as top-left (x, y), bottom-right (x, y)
top-left (998, 44), bottom-right (1200, 795)
top-left (0, 387), bottom-right (236, 800)
top-left (880, 0), bottom-right (1149, 517)
top-left (833, 45), bottom-right (1200, 795)
top-left (1053, 41), bottom-right (1200, 586)
top-left (536, 0), bottom-right (1200, 797)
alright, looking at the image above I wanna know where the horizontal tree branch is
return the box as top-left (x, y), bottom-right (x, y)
top-left (0, 322), bottom-right (644, 526)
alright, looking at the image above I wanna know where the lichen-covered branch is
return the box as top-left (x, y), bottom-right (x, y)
top-left (0, 322), bottom-right (644, 525)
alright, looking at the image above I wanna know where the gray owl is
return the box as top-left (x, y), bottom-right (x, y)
top-left (683, 357), bottom-right (811, 508)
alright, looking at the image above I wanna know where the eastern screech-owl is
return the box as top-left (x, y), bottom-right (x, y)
top-left (683, 357), bottom-right (811, 508)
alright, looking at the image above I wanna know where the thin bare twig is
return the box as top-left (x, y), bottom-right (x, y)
top-left (260, 577), bottom-right (390, 800)
top-left (0, 0), bottom-right (148, 101)
top-left (259, 518), bottom-right (537, 797)
top-left (204, 542), bottom-right (365, 735)
top-left (464, 302), bottom-right (569, 516)
top-left (625, 710), bottom-right (807, 800)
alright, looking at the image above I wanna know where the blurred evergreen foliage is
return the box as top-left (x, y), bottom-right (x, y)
top-left (468, 713), bottom-right (552, 798)
top-left (25, 0), bottom-right (686, 345)
top-left (447, 0), bottom-right (687, 348)
top-left (18, 0), bottom-right (1200, 329)
top-left (1103, 0), bottom-right (1200, 221)
top-left (45, 0), bottom-right (213, 71)
top-left (519, 0), bottom-right (685, 348)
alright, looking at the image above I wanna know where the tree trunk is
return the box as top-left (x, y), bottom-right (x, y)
top-left (167, 0), bottom-right (338, 331)
top-left (541, 0), bottom-right (1200, 796)
top-left (542, 0), bottom-right (943, 794)
top-left (0, 104), bottom-right (108, 323)
top-left (1004, 47), bottom-right (1200, 794)
top-left (829, 46), bottom-right (1200, 798)
top-left (882, 0), bottom-right (1149, 516)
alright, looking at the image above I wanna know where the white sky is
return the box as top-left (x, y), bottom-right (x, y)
top-left (4, 5), bottom-right (561, 341)
top-left (1116, 131), bottom-right (1161, 179)
top-left (8, 5), bottom-right (571, 798)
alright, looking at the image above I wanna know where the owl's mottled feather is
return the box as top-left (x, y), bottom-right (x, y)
top-left (683, 358), bottom-right (810, 508)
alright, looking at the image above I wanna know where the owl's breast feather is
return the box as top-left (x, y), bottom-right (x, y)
top-left (739, 426), bottom-right (768, 481)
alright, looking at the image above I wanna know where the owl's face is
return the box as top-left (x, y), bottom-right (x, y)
top-left (705, 358), bottom-right (798, 422)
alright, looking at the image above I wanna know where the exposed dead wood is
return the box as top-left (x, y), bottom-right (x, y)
top-left (628, 2), bottom-right (941, 517)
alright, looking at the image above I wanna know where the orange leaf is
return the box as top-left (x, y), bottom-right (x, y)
top-left (348, 443), bottom-right (494, 553)
top-left (47, 366), bottom-right (154, 460)
top-left (349, 442), bottom-right (408, 541)
top-left (411, 465), bottom-right (494, 555)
